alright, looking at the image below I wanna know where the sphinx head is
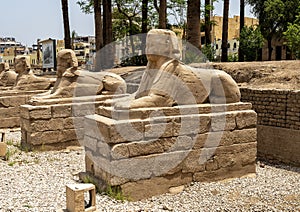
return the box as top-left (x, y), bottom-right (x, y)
top-left (146, 29), bottom-right (181, 62)
top-left (14, 56), bottom-right (31, 74)
top-left (56, 49), bottom-right (78, 77)
top-left (0, 62), bottom-right (9, 73)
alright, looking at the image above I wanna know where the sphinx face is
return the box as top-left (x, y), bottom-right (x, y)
top-left (56, 56), bottom-right (70, 77)
top-left (14, 58), bottom-right (25, 74)
top-left (145, 29), bottom-right (181, 62)
top-left (56, 50), bottom-right (78, 77)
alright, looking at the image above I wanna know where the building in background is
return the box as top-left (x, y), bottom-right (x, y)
top-left (211, 15), bottom-right (259, 60)
top-left (0, 36), bottom-right (96, 69)
top-left (73, 36), bottom-right (95, 66)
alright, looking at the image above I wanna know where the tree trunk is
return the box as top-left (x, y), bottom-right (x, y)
top-left (102, 0), bottom-right (114, 69)
top-left (94, 0), bottom-right (103, 71)
top-left (205, 0), bottom-right (211, 45)
top-left (186, 0), bottom-right (201, 49)
top-left (103, 0), bottom-right (112, 46)
top-left (129, 19), bottom-right (136, 55)
top-left (159, 0), bottom-right (167, 29)
top-left (268, 37), bottom-right (273, 61)
top-left (61, 0), bottom-right (71, 49)
top-left (142, 0), bottom-right (148, 54)
top-left (238, 0), bottom-right (245, 62)
top-left (221, 0), bottom-right (229, 62)
top-left (142, 0), bottom-right (148, 33)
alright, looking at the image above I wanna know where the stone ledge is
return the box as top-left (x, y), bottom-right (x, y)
top-left (98, 102), bottom-right (253, 120)
top-left (20, 95), bottom-right (124, 149)
top-left (85, 110), bottom-right (257, 144)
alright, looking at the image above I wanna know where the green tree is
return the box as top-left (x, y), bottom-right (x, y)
top-left (168, 0), bottom-right (186, 27)
top-left (239, 26), bottom-right (265, 61)
top-left (283, 21), bottom-right (300, 59)
top-left (77, 0), bottom-right (103, 70)
top-left (115, 0), bottom-right (143, 55)
top-left (247, 0), bottom-right (300, 60)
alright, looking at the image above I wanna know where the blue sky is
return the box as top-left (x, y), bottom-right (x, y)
top-left (0, 0), bottom-right (254, 46)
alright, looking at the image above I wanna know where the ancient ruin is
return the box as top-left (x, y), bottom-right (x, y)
top-left (0, 56), bottom-right (56, 129)
top-left (32, 49), bottom-right (126, 100)
top-left (20, 49), bottom-right (127, 150)
top-left (0, 62), bottom-right (17, 87)
top-left (81, 29), bottom-right (257, 200)
top-left (210, 61), bottom-right (300, 167)
top-left (13, 55), bottom-right (54, 91)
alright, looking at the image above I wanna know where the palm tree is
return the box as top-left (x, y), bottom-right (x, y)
top-left (102, 0), bottom-right (113, 68)
top-left (61, 0), bottom-right (71, 49)
top-left (238, 0), bottom-right (245, 61)
top-left (221, 0), bottom-right (229, 62)
top-left (94, 0), bottom-right (103, 70)
top-left (103, 0), bottom-right (112, 46)
top-left (186, 0), bottom-right (201, 49)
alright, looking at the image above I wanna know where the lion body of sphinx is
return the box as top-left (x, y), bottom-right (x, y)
top-left (50, 70), bottom-right (127, 98)
top-left (13, 70), bottom-right (54, 91)
top-left (0, 62), bottom-right (17, 86)
top-left (125, 59), bottom-right (241, 108)
top-left (32, 49), bottom-right (127, 100)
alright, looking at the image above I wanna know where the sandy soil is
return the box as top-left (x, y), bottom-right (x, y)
top-left (108, 60), bottom-right (300, 90)
top-left (211, 60), bottom-right (300, 90)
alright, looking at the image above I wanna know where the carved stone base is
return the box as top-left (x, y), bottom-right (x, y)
top-left (20, 95), bottom-right (127, 150)
top-left (0, 90), bottom-right (47, 129)
top-left (82, 102), bottom-right (257, 200)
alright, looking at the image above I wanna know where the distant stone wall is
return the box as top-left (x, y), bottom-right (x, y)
top-left (240, 87), bottom-right (300, 166)
top-left (240, 88), bottom-right (300, 130)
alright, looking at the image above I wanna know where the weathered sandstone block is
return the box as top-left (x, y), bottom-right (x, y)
top-left (82, 103), bottom-right (257, 200)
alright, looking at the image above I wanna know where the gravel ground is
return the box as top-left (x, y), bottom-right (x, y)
top-left (0, 129), bottom-right (299, 212)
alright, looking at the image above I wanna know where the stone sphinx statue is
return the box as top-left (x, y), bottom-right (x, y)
top-left (13, 56), bottom-right (54, 91)
top-left (115, 29), bottom-right (241, 109)
top-left (32, 49), bottom-right (126, 100)
top-left (0, 62), bottom-right (17, 86)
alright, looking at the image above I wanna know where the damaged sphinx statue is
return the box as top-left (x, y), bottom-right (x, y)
top-left (32, 49), bottom-right (126, 100)
top-left (115, 29), bottom-right (241, 109)
top-left (0, 62), bottom-right (17, 86)
top-left (13, 56), bottom-right (54, 91)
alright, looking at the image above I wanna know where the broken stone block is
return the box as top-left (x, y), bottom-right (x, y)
top-left (66, 184), bottom-right (97, 212)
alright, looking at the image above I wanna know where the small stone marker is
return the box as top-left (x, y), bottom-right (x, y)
top-left (0, 132), bottom-right (6, 157)
top-left (66, 183), bottom-right (97, 212)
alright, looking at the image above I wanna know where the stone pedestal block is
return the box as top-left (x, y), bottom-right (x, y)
top-left (0, 142), bottom-right (6, 157)
top-left (82, 102), bottom-right (257, 200)
top-left (66, 184), bottom-right (96, 212)
top-left (20, 95), bottom-right (127, 150)
top-left (0, 90), bottom-right (45, 129)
